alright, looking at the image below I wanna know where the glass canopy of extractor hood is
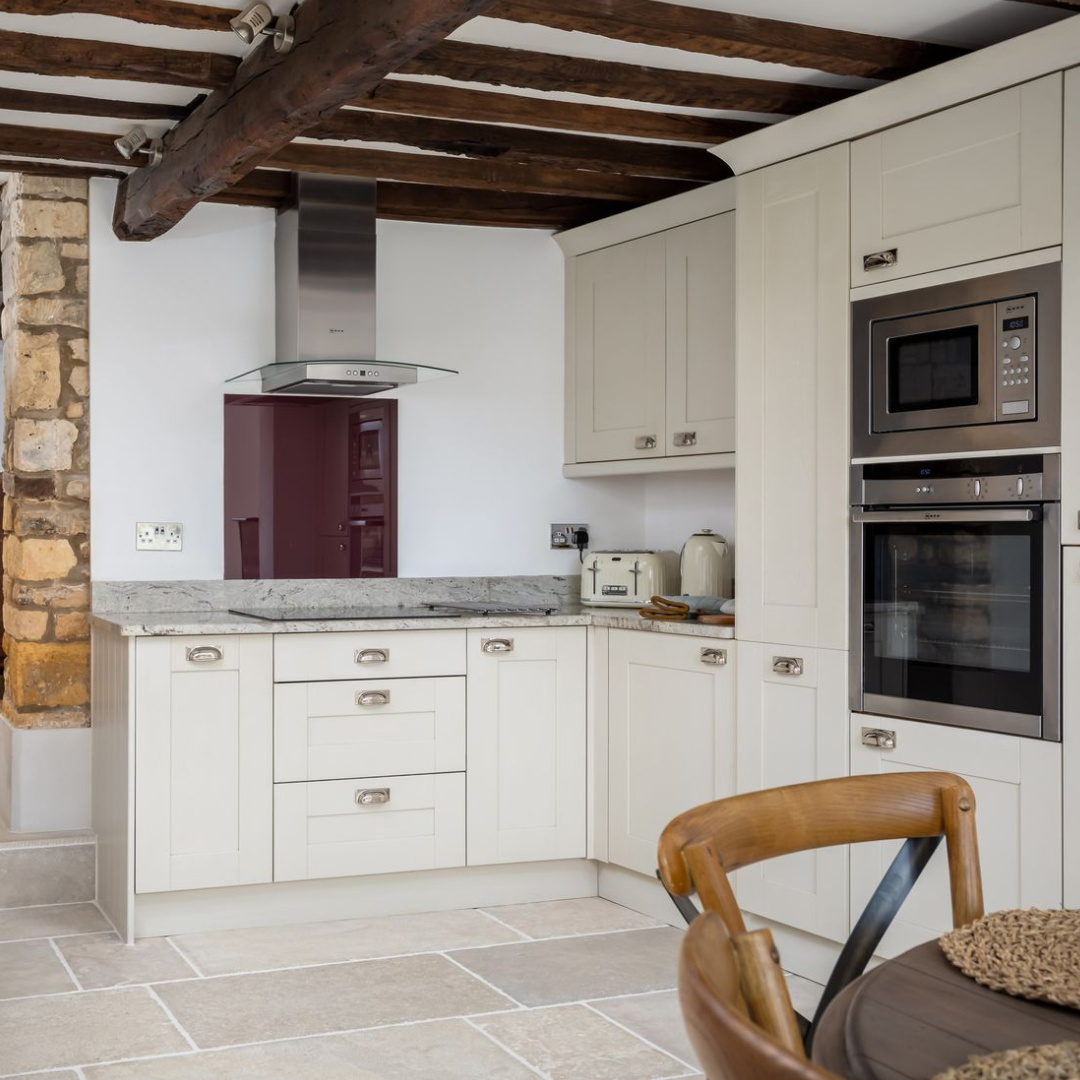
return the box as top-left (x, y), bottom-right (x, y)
top-left (225, 359), bottom-right (458, 398)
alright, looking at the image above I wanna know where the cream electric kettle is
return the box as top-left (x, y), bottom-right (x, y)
top-left (679, 529), bottom-right (729, 597)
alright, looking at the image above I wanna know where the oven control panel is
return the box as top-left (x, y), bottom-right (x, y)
top-left (854, 454), bottom-right (1057, 506)
top-left (995, 296), bottom-right (1036, 420)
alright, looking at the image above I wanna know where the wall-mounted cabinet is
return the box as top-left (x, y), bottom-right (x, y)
top-left (562, 209), bottom-right (736, 477)
top-left (851, 74), bottom-right (1062, 288)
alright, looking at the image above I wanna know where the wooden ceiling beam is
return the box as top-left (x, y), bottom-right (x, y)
top-left (0, 121), bottom-right (127, 167)
top-left (361, 80), bottom-right (764, 144)
top-left (311, 109), bottom-right (729, 180)
top-left (0, 86), bottom-right (191, 122)
top-left (485, 0), bottom-right (965, 80)
top-left (402, 40), bottom-right (854, 115)
top-left (268, 140), bottom-right (698, 201)
top-left (0, 156), bottom-right (127, 181)
top-left (0, 29), bottom-right (236, 88)
top-left (0, 0), bottom-right (238, 31)
top-left (112, 0), bottom-right (501, 240)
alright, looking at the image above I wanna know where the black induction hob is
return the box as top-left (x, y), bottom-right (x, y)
top-left (229, 600), bottom-right (562, 621)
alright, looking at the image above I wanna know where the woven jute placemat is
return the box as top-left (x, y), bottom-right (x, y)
top-left (933, 1040), bottom-right (1080, 1080)
top-left (939, 909), bottom-right (1080, 1010)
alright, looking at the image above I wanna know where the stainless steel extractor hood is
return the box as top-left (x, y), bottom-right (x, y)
top-left (228, 174), bottom-right (455, 397)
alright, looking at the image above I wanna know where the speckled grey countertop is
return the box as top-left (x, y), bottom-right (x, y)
top-left (91, 607), bottom-right (736, 640)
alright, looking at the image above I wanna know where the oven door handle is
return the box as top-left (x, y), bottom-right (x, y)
top-left (852, 508), bottom-right (1038, 524)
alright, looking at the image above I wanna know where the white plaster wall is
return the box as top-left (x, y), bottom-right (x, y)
top-left (642, 471), bottom-right (736, 556)
top-left (88, 184), bottom-right (660, 580)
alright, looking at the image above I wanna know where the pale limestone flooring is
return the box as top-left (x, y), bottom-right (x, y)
top-left (0, 897), bottom-right (825, 1079)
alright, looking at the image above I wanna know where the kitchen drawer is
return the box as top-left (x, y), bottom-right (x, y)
top-left (273, 773), bottom-right (465, 881)
top-left (274, 630), bottom-right (466, 683)
top-left (274, 677), bottom-right (466, 782)
top-left (168, 637), bottom-right (244, 672)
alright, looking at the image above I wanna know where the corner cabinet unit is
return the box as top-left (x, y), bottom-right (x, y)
top-left (850, 74), bottom-right (1063, 287)
top-left (736, 143), bottom-right (851, 651)
top-left (560, 191), bottom-right (738, 477)
top-left (607, 630), bottom-right (735, 878)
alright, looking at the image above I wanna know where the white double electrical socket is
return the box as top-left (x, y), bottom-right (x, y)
top-left (136, 522), bottom-right (183, 551)
top-left (550, 523), bottom-right (588, 550)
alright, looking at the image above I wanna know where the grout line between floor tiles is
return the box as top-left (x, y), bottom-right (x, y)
top-left (463, 1016), bottom-right (552, 1079)
top-left (145, 984), bottom-right (200, 1053)
top-left (475, 907), bottom-right (535, 940)
top-left (47, 937), bottom-right (85, 993)
top-left (0, 929), bottom-right (114, 948)
top-left (439, 951), bottom-right (529, 1011)
top-left (164, 935), bottom-right (205, 978)
top-left (581, 1000), bottom-right (699, 1074)
top-left (73, 1068), bottom-right (89, 1080)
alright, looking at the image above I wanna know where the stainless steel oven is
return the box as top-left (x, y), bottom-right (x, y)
top-left (850, 455), bottom-right (1060, 741)
top-left (852, 262), bottom-right (1060, 458)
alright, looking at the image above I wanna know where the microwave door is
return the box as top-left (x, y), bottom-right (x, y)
top-left (870, 304), bottom-right (998, 434)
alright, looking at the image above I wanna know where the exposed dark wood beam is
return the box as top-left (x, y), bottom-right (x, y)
top-left (363, 80), bottom-right (763, 144)
top-left (268, 140), bottom-right (698, 201)
top-left (113, 0), bottom-right (501, 240)
top-left (0, 29), bottom-right (237, 88)
top-left (311, 110), bottom-right (729, 180)
top-left (486, 0), bottom-right (965, 80)
top-left (0, 86), bottom-right (191, 122)
top-left (0, 0), bottom-right (238, 31)
top-left (0, 122), bottom-right (126, 167)
top-left (403, 40), bottom-right (854, 115)
top-left (0, 157), bottom-right (127, 181)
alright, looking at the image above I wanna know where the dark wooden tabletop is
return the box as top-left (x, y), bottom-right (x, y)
top-left (811, 939), bottom-right (1080, 1080)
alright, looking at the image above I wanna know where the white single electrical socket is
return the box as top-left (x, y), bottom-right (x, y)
top-left (136, 522), bottom-right (183, 552)
top-left (550, 523), bottom-right (588, 550)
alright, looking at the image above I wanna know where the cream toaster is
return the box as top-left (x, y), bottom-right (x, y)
top-left (580, 550), bottom-right (678, 607)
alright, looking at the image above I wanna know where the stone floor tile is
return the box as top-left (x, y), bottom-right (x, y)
top-left (0, 903), bottom-right (110, 943)
top-left (476, 1004), bottom-right (689, 1080)
top-left (170, 909), bottom-right (522, 977)
top-left (785, 972), bottom-right (826, 1018)
top-left (0, 844), bottom-right (95, 908)
top-left (0, 986), bottom-right (190, 1074)
top-left (0, 939), bottom-right (77, 1000)
top-left (152, 952), bottom-right (516, 1050)
top-left (450, 927), bottom-right (682, 1007)
top-left (483, 898), bottom-right (662, 940)
top-left (590, 990), bottom-right (699, 1070)
top-left (4, 1073), bottom-right (81, 1079)
top-left (84, 1018), bottom-right (538, 1079)
top-left (56, 933), bottom-right (198, 990)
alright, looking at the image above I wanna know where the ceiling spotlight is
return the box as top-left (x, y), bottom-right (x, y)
top-left (229, 2), bottom-right (295, 53)
top-left (114, 127), bottom-right (163, 167)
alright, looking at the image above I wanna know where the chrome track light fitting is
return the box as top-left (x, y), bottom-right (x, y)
top-left (229, 3), bottom-right (296, 53)
top-left (114, 127), bottom-right (163, 167)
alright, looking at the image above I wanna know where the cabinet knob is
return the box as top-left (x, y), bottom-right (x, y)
top-left (861, 727), bottom-right (897, 750)
top-left (355, 648), bottom-right (390, 664)
top-left (356, 690), bottom-right (390, 706)
top-left (862, 248), bottom-right (898, 271)
top-left (355, 787), bottom-right (391, 806)
top-left (673, 431), bottom-right (697, 448)
top-left (634, 435), bottom-right (657, 451)
top-left (185, 645), bottom-right (223, 664)
top-left (772, 656), bottom-right (803, 677)
top-left (481, 637), bottom-right (514, 654)
top-left (337, 522), bottom-right (346, 532)
top-left (701, 648), bottom-right (727, 666)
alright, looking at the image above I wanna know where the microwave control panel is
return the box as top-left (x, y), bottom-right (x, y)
top-left (996, 296), bottom-right (1036, 419)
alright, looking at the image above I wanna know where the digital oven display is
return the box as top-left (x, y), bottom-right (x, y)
top-left (1003, 316), bottom-right (1030, 331)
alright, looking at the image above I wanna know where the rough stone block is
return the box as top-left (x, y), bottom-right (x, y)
top-left (2, 603), bottom-right (48, 641)
top-left (54, 611), bottom-right (89, 641)
top-left (10, 581), bottom-right (88, 610)
top-left (4, 639), bottom-right (90, 709)
top-left (18, 176), bottom-right (88, 201)
top-left (6, 474), bottom-right (58, 500)
top-left (68, 365), bottom-right (89, 398)
top-left (66, 402), bottom-right (85, 419)
top-left (13, 503), bottom-right (89, 538)
top-left (2, 240), bottom-right (65, 296)
top-left (61, 242), bottom-right (88, 259)
top-left (4, 329), bottom-right (61, 411)
top-left (17, 297), bottom-right (88, 330)
top-left (75, 265), bottom-right (88, 295)
top-left (8, 199), bottom-right (88, 240)
top-left (4, 535), bottom-right (77, 581)
top-left (1, 704), bottom-right (89, 731)
top-left (12, 418), bottom-right (78, 472)
top-left (68, 338), bottom-right (88, 364)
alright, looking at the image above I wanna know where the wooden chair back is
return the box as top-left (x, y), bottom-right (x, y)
top-left (679, 911), bottom-right (837, 1079)
top-left (658, 771), bottom-right (983, 939)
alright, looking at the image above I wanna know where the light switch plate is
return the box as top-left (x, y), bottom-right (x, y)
top-left (136, 522), bottom-right (183, 551)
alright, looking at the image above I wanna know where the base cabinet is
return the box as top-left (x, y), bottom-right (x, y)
top-left (466, 627), bottom-right (587, 865)
top-left (850, 715), bottom-right (1062, 957)
top-left (607, 630), bottom-right (734, 878)
top-left (735, 642), bottom-right (849, 942)
top-left (134, 635), bottom-right (273, 894)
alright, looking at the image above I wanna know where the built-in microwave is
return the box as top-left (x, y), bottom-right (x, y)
top-left (852, 262), bottom-right (1060, 458)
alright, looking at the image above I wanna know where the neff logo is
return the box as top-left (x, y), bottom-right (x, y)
top-left (329, 328), bottom-right (345, 334)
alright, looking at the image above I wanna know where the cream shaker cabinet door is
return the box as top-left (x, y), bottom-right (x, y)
top-left (665, 213), bottom-right (737, 457)
top-left (736, 144), bottom-right (850, 650)
top-left (735, 642), bottom-right (850, 942)
top-left (851, 74), bottom-right (1062, 286)
top-left (466, 627), bottom-right (587, 865)
top-left (135, 635), bottom-right (273, 894)
top-left (608, 630), bottom-right (734, 878)
top-left (850, 715), bottom-right (1061, 957)
top-left (573, 234), bottom-right (667, 463)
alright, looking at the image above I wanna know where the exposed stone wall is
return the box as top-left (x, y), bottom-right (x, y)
top-left (1, 175), bottom-right (90, 730)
